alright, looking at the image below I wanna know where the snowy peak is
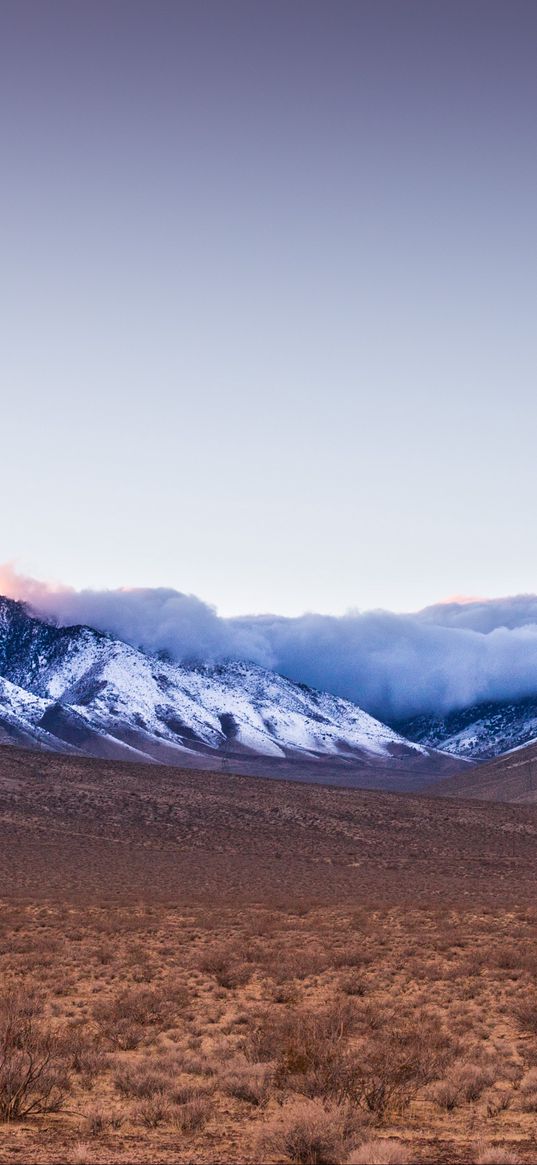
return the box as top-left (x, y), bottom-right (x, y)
top-left (0, 596), bottom-right (449, 784)
top-left (395, 697), bottom-right (537, 761)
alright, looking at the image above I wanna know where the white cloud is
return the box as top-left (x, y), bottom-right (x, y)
top-left (2, 563), bottom-right (537, 720)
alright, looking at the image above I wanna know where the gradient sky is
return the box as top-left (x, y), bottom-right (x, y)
top-left (1, 0), bottom-right (536, 617)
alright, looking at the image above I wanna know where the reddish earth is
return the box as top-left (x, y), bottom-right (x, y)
top-left (1, 744), bottom-right (537, 1164)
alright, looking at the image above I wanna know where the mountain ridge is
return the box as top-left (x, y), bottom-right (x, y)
top-left (394, 697), bottom-right (537, 761)
top-left (0, 595), bottom-right (462, 789)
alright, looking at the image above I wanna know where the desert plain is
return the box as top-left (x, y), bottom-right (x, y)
top-left (1, 745), bottom-right (537, 1163)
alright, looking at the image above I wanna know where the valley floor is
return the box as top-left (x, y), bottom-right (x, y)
top-left (1, 746), bottom-right (537, 1163)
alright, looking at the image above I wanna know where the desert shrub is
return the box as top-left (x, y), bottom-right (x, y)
top-left (171, 1082), bottom-right (212, 1105)
top-left (428, 1061), bottom-right (494, 1110)
top-left (70, 1143), bottom-right (94, 1165)
top-left (198, 944), bottom-right (235, 976)
top-left (348, 1140), bottom-right (410, 1164)
top-left (256, 1099), bottom-right (356, 1165)
top-left (271, 983), bottom-right (300, 1005)
top-left (522, 1040), bottom-right (537, 1068)
top-left (248, 1000), bottom-right (355, 1072)
top-left (83, 1104), bottom-right (108, 1136)
top-left (267, 950), bottom-right (331, 983)
top-left (93, 943), bottom-right (114, 965)
top-left (512, 993), bottom-right (537, 1034)
top-left (82, 1103), bottom-right (122, 1135)
top-left (473, 1149), bottom-right (520, 1164)
top-left (486, 945), bottom-right (523, 973)
top-left (181, 1051), bottom-right (217, 1076)
top-left (0, 992), bottom-right (70, 1122)
top-left (134, 1095), bottom-right (171, 1128)
top-left (521, 950), bottom-right (537, 977)
top-left (427, 1077), bottom-right (463, 1111)
top-left (72, 1046), bottom-right (106, 1084)
top-left (485, 1089), bottom-right (512, 1117)
top-left (58, 1027), bottom-right (105, 1086)
top-left (172, 1096), bottom-right (211, 1132)
top-left (340, 972), bottom-right (366, 997)
top-left (93, 985), bottom-right (181, 1048)
top-left (198, 944), bottom-right (251, 988)
top-left (248, 1004), bottom-right (451, 1115)
top-left (518, 1067), bottom-right (537, 1111)
top-left (456, 1062), bottom-right (495, 1102)
top-left (344, 1015), bottom-right (453, 1117)
top-left (353, 1001), bottom-right (390, 1032)
top-left (218, 963), bottom-right (252, 989)
top-left (114, 1063), bottom-right (170, 1098)
top-left (221, 1056), bottom-right (273, 1104)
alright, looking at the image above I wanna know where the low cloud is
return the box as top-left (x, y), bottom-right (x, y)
top-left (2, 563), bottom-right (537, 722)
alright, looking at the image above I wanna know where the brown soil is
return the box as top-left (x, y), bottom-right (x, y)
top-left (1, 745), bottom-right (537, 1163)
top-left (429, 741), bottom-right (537, 804)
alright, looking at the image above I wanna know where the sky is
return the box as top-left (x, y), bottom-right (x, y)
top-left (1, 0), bottom-right (536, 617)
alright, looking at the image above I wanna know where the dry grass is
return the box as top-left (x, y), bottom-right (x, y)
top-left (1, 901), bottom-right (536, 1162)
top-left (220, 1056), bottom-right (273, 1105)
top-left (172, 1097), bottom-right (212, 1133)
top-left (348, 1140), bottom-right (410, 1164)
top-left (1, 745), bottom-right (537, 1161)
top-left (255, 1098), bottom-right (357, 1164)
top-left (472, 1149), bottom-right (522, 1164)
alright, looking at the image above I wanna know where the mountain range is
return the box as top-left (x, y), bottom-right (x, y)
top-left (395, 697), bottom-right (537, 760)
top-left (2, 594), bottom-right (537, 793)
top-left (0, 595), bottom-right (460, 789)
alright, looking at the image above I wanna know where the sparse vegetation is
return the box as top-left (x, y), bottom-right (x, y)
top-left (172, 1096), bottom-right (212, 1133)
top-left (348, 1140), bottom-right (410, 1164)
top-left (473, 1149), bottom-right (521, 1164)
top-left (0, 991), bottom-right (71, 1122)
top-left (1, 900), bottom-right (535, 1162)
top-left (256, 1098), bottom-right (356, 1164)
top-left (1, 745), bottom-right (537, 1160)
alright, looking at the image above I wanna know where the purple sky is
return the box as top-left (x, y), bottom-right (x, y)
top-left (1, 1), bottom-right (536, 615)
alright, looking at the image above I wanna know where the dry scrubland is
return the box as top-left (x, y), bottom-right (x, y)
top-left (427, 742), bottom-right (537, 805)
top-left (1, 747), bottom-right (537, 1163)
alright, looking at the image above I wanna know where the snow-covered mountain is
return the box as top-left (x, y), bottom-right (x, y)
top-left (394, 697), bottom-right (537, 761)
top-left (0, 596), bottom-right (456, 786)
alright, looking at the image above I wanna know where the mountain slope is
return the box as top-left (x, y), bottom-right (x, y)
top-left (1, 741), bottom-right (536, 907)
top-left (394, 697), bottom-right (537, 761)
top-left (0, 596), bottom-right (463, 787)
top-left (427, 740), bottom-right (537, 804)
